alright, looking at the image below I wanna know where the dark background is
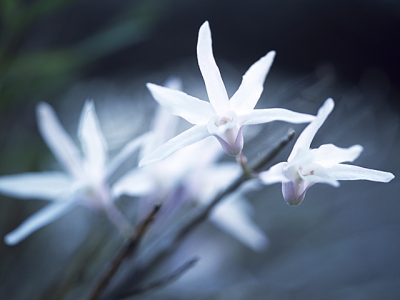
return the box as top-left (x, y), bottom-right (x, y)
top-left (0, 0), bottom-right (399, 299)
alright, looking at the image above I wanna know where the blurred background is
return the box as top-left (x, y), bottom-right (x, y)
top-left (0, 0), bottom-right (399, 299)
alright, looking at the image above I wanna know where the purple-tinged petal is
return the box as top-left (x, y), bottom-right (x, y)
top-left (0, 172), bottom-right (72, 200)
top-left (288, 98), bottom-right (334, 162)
top-left (36, 102), bottom-right (84, 180)
top-left (78, 100), bottom-right (107, 176)
top-left (242, 108), bottom-right (315, 126)
top-left (212, 126), bottom-right (243, 156)
top-left (197, 21), bottom-right (229, 115)
top-left (147, 83), bottom-right (213, 124)
top-left (230, 51), bottom-right (276, 115)
top-left (282, 181), bottom-right (308, 206)
top-left (327, 164), bottom-right (395, 182)
top-left (139, 125), bottom-right (210, 167)
top-left (4, 200), bottom-right (76, 245)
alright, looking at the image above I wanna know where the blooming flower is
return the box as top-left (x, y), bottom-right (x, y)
top-left (0, 100), bottom-right (148, 245)
top-left (140, 21), bottom-right (315, 166)
top-left (118, 78), bottom-right (268, 251)
top-left (259, 98), bottom-right (395, 205)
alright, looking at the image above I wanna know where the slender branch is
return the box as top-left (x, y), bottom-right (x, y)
top-left (236, 152), bottom-right (253, 177)
top-left (116, 257), bottom-right (199, 299)
top-left (176, 129), bottom-right (295, 241)
top-left (87, 203), bottom-right (162, 300)
top-left (108, 130), bottom-right (295, 298)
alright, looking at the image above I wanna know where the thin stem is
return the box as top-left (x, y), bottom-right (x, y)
top-left (176, 129), bottom-right (295, 241)
top-left (88, 203), bottom-right (162, 300)
top-left (117, 257), bottom-right (199, 299)
top-left (236, 152), bottom-right (253, 177)
top-left (108, 129), bottom-right (295, 298)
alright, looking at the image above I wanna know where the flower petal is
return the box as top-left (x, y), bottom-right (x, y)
top-left (139, 125), bottom-right (210, 167)
top-left (259, 162), bottom-right (289, 185)
top-left (78, 100), bottom-right (107, 176)
top-left (327, 164), bottom-right (395, 182)
top-left (146, 83), bottom-right (213, 124)
top-left (288, 98), bottom-right (334, 162)
top-left (242, 108), bottom-right (315, 126)
top-left (4, 200), bottom-right (76, 245)
top-left (230, 51), bottom-right (276, 115)
top-left (197, 21), bottom-right (229, 115)
top-left (0, 172), bottom-right (72, 200)
top-left (112, 169), bottom-right (155, 198)
top-left (106, 133), bottom-right (149, 180)
top-left (282, 181), bottom-right (308, 206)
top-left (36, 102), bottom-right (84, 179)
top-left (210, 194), bottom-right (268, 251)
top-left (312, 144), bottom-right (363, 167)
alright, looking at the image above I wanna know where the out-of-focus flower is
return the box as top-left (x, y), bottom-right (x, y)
top-left (140, 21), bottom-right (315, 166)
top-left (259, 98), bottom-right (395, 205)
top-left (117, 78), bottom-right (268, 251)
top-left (0, 101), bottom-right (148, 245)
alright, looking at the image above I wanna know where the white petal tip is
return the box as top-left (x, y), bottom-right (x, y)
top-left (200, 21), bottom-right (210, 29)
top-left (385, 173), bottom-right (395, 182)
top-left (321, 98), bottom-right (335, 114)
top-left (266, 50), bottom-right (276, 59)
top-left (146, 82), bottom-right (155, 89)
top-left (4, 234), bottom-right (19, 246)
top-left (36, 102), bottom-right (51, 115)
top-left (138, 156), bottom-right (155, 168)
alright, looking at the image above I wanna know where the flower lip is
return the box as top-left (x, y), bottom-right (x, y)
top-left (208, 110), bottom-right (238, 134)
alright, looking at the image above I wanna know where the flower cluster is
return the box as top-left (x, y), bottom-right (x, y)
top-left (0, 21), bottom-right (394, 250)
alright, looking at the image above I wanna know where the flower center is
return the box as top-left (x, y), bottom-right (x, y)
top-left (218, 115), bottom-right (232, 126)
top-left (207, 110), bottom-right (243, 156)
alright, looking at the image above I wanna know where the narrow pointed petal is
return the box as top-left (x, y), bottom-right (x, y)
top-left (242, 108), bottom-right (315, 126)
top-left (327, 164), bottom-right (395, 182)
top-left (78, 100), bottom-right (107, 175)
top-left (210, 196), bottom-right (268, 251)
top-left (300, 173), bottom-right (340, 187)
top-left (36, 102), bottom-right (84, 179)
top-left (0, 172), bottom-right (72, 200)
top-left (147, 83), bottom-right (214, 124)
top-left (288, 98), bottom-right (334, 162)
top-left (313, 144), bottom-right (363, 167)
top-left (106, 133), bottom-right (149, 180)
top-left (139, 125), bottom-right (210, 167)
top-left (112, 169), bottom-right (155, 198)
top-left (197, 21), bottom-right (229, 115)
top-left (4, 200), bottom-right (76, 245)
top-left (259, 162), bottom-right (289, 185)
top-left (230, 51), bottom-right (276, 115)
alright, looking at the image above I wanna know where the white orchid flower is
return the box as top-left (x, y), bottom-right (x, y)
top-left (0, 101), bottom-right (148, 245)
top-left (140, 21), bottom-right (315, 166)
top-left (259, 98), bottom-right (395, 205)
top-left (117, 78), bottom-right (268, 251)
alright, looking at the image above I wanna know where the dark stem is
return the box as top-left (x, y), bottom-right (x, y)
top-left (87, 203), bottom-right (162, 300)
top-left (108, 129), bottom-right (295, 298)
top-left (116, 257), bottom-right (199, 299)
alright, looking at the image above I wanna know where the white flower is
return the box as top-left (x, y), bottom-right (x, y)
top-left (140, 21), bottom-right (315, 166)
top-left (0, 101), bottom-right (147, 245)
top-left (116, 78), bottom-right (268, 251)
top-left (259, 98), bottom-right (395, 205)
